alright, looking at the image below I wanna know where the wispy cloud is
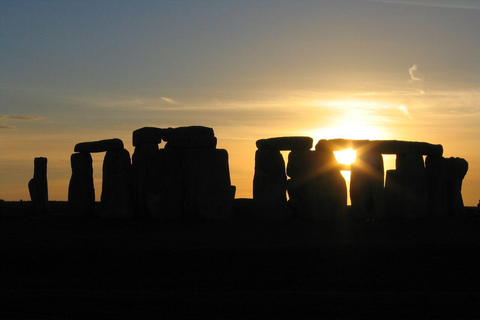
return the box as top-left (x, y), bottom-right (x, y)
top-left (408, 64), bottom-right (422, 82)
top-left (161, 97), bottom-right (177, 104)
top-left (365, 0), bottom-right (480, 10)
top-left (0, 125), bottom-right (15, 130)
top-left (0, 115), bottom-right (42, 121)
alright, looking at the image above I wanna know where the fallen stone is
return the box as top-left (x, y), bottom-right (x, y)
top-left (256, 136), bottom-right (313, 150)
top-left (68, 153), bottom-right (95, 217)
top-left (74, 138), bottom-right (124, 153)
top-left (28, 157), bottom-right (48, 215)
top-left (132, 127), bottom-right (164, 146)
top-left (253, 149), bottom-right (290, 219)
top-left (101, 149), bottom-right (135, 218)
top-left (350, 152), bottom-right (385, 220)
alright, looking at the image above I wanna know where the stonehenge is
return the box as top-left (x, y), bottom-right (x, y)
top-left (69, 138), bottom-right (134, 218)
top-left (132, 126), bottom-right (235, 219)
top-left (255, 137), bottom-right (467, 220)
top-left (62, 128), bottom-right (467, 221)
top-left (28, 157), bottom-right (48, 215)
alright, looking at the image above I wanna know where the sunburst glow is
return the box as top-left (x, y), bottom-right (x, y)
top-left (334, 149), bottom-right (357, 165)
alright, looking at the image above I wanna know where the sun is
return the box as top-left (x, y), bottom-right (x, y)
top-left (334, 149), bottom-right (356, 165)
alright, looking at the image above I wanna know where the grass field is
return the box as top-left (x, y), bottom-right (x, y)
top-left (1, 201), bottom-right (479, 319)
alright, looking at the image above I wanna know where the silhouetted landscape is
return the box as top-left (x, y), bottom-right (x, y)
top-left (2, 126), bottom-right (479, 318)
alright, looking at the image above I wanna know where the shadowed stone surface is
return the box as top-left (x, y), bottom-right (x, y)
top-left (350, 152), bottom-right (385, 220)
top-left (444, 157), bottom-right (468, 216)
top-left (385, 154), bottom-right (428, 218)
top-left (163, 126), bottom-right (216, 149)
top-left (253, 149), bottom-right (289, 219)
top-left (427, 157), bottom-right (469, 217)
top-left (256, 137), bottom-right (313, 151)
top-left (68, 153), bottom-right (95, 217)
top-left (28, 157), bottom-right (48, 215)
top-left (287, 150), bottom-right (346, 220)
top-left (315, 139), bottom-right (443, 156)
top-left (74, 139), bottom-right (124, 153)
top-left (101, 149), bottom-right (135, 218)
top-left (132, 127), bottom-right (164, 146)
top-left (182, 149), bottom-right (234, 219)
top-left (165, 136), bottom-right (217, 149)
top-left (132, 143), bottom-right (159, 217)
top-left (147, 149), bottom-right (184, 219)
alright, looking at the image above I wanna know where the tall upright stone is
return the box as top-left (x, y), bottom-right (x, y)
top-left (28, 157), bottom-right (48, 215)
top-left (148, 148), bottom-right (184, 219)
top-left (287, 149), bottom-right (346, 220)
top-left (182, 149), bottom-right (235, 219)
top-left (101, 149), bottom-right (135, 218)
top-left (253, 149), bottom-right (289, 219)
top-left (425, 155), bottom-right (448, 217)
top-left (350, 151), bottom-right (385, 220)
top-left (394, 154), bottom-right (428, 218)
top-left (445, 157), bottom-right (468, 216)
top-left (68, 153), bottom-right (95, 217)
top-left (132, 142), bottom-right (159, 217)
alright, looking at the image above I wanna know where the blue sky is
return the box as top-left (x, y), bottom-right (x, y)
top-left (1, 0), bottom-right (479, 204)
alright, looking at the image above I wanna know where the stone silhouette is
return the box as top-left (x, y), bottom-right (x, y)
top-left (350, 151), bottom-right (385, 220)
top-left (426, 156), bottom-right (468, 217)
top-left (132, 126), bottom-right (235, 219)
top-left (101, 148), bottom-right (135, 218)
top-left (253, 137), bottom-right (313, 219)
top-left (68, 152), bottom-right (95, 217)
top-left (28, 157), bottom-right (48, 215)
top-left (287, 148), bottom-right (347, 220)
top-left (69, 138), bottom-right (134, 218)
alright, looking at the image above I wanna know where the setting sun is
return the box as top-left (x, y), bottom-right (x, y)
top-left (334, 149), bottom-right (357, 165)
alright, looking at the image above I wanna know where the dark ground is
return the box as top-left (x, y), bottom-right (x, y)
top-left (1, 201), bottom-right (479, 319)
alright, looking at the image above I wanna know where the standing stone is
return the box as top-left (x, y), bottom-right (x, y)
top-left (444, 157), bottom-right (468, 217)
top-left (426, 156), bottom-right (468, 217)
top-left (385, 170), bottom-right (401, 219)
top-left (28, 157), bottom-right (48, 215)
top-left (395, 154), bottom-right (428, 218)
top-left (253, 149), bottom-right (289, 219)
top-left (182, 149), bottom-right (235, 219)
top-left (101, 149), bottom-right (135, 218)
top-left (132, 142), bottom-right (159, 218)
top-left (287, 150), bottom-right (346, 220)
top-left (148, 149), bottom-right (184, 219)
top-left (350, 152), bottom-right (385, 220)
top-left (425, 155), bottom-right (448, 217)
top-left (68, 153), bottom-right (95, 217)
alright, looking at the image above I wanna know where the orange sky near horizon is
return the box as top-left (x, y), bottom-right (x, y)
top-left (1, 1), bottom-right (479, 205)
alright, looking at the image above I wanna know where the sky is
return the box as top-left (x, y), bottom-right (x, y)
top-left (1, 0), bottom-right (479, 205)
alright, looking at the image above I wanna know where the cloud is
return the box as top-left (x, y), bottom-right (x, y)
top-left (161, 97), bottom-right (177, 104)
top-left (408, 64), bottom-right (422, 82)
top-left (0, 115), bottom-right (42, 121)
top-left (365, 0), bottom-right (480, 10)
top-left (0, 125), bottom-right (15, 130)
